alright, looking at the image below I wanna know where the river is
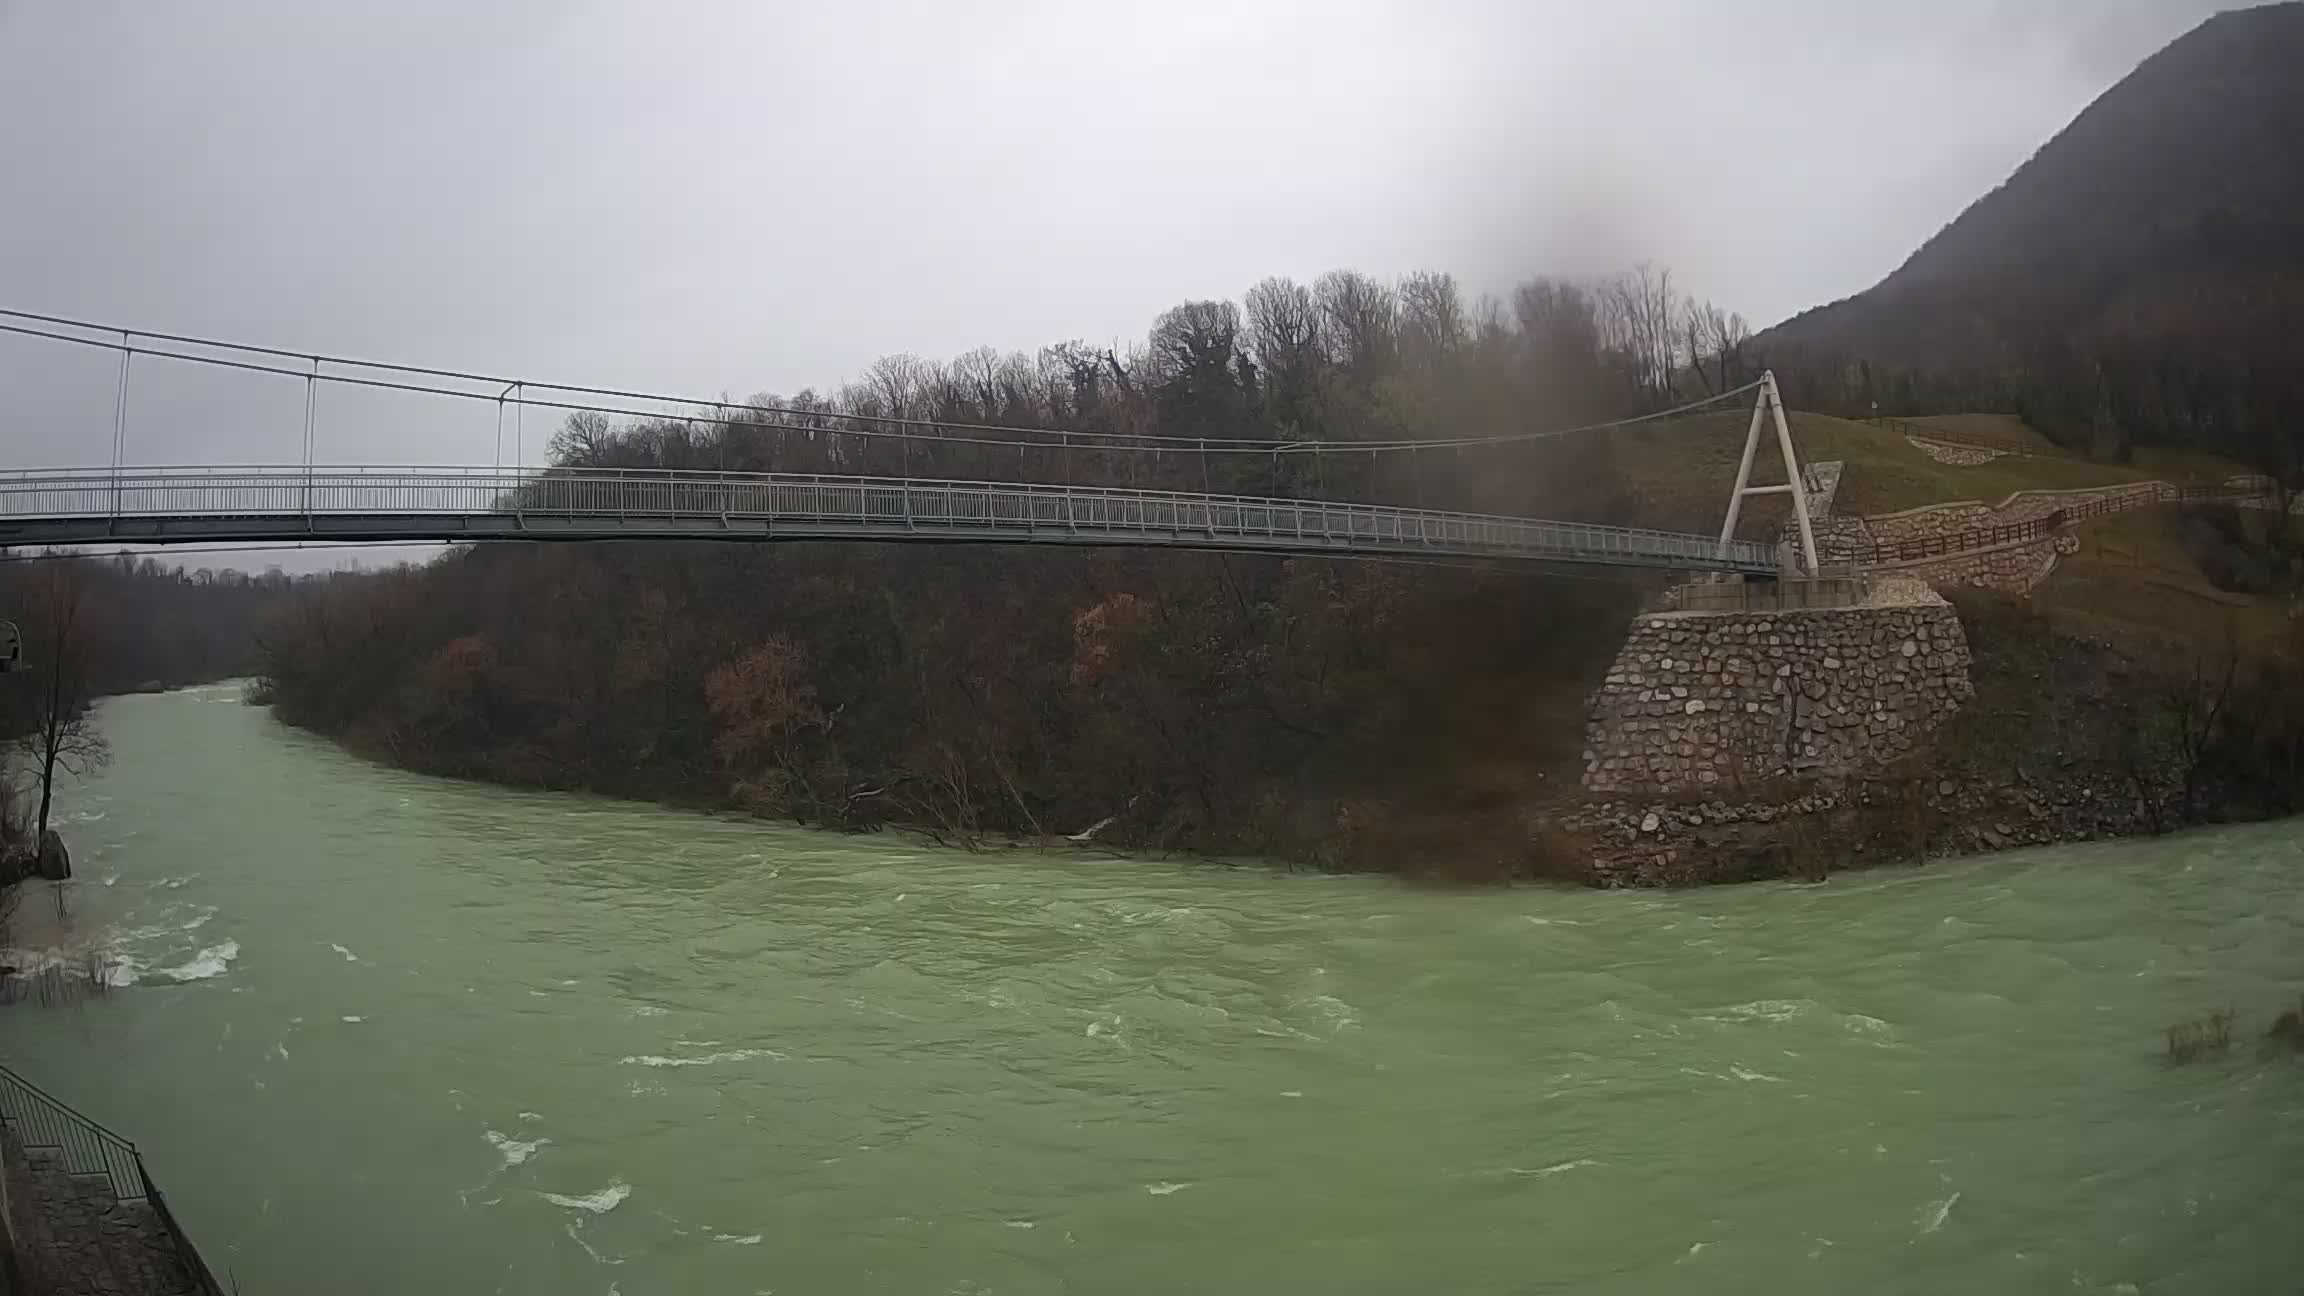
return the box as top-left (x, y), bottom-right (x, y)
top-left (3, 686), bottom-right (2301, 1293)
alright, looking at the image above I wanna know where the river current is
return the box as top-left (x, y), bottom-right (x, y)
top-left (4, 686), bottom-right (2302, 1293)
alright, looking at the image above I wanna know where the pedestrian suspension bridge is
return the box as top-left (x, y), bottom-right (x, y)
top-left (0, 311), bottom-right (1824, 575)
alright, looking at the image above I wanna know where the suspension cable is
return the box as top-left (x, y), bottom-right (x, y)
top-left (0, 310), bottom-right (1760, 458)
top-left (0, 542), bottom-right (457, 564)
top-left (0, 541), bottom-right (1655, 583)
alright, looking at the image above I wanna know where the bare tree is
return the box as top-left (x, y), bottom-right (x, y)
top-left (1596, 263), bottom-right (1685, 406)
top-left (1513, 277), bottom-right (1610, 418)
top-left (1397, 271), bottom-right (1467, 372)
top-left (946, 346), bottom-right (1009, 418)
top-left (1515, 279), bottom-right (1600, 358)
top-left (863, 353), bottom-right (938, 420)
top-left (1242, 277), bottom-right (1323, 387)
top-left (547, 410), bottom-right (617, 467)
top-left (1148, 300), bottom-right (1244, 379)
top-left (1683, 299), bottom-right (1752, 395)
top-left (2167, 628), bottom-right (2241, 821)
top-left (1314, 270), bottom-right (1398, 379)
top-left (12, 562), bottom-right (109, 848)
top-left (1470, 293), bottom-right (1512, 348)
top-left (1042, 342), bottom-right (1114, 417)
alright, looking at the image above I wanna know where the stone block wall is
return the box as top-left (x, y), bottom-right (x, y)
top-left (1861, 482), bottom-right (2171, 549)
top-left (1880, 534), bottom-right (2079, 594)
top-left (1799, 478), bottom-right (2265, 596)
top-left (1582, 593), bottom-right (1974, 796)
top-left (1859, 478), bottom-right (2170, 594)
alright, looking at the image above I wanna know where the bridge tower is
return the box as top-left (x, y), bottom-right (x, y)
top-left (1716, 371), bottom-right (1820, 575)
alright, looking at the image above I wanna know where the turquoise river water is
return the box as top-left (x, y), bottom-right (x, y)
top-left (3, 685), bottom-right (2302, 1293)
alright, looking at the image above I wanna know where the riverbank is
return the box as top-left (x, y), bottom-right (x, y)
top-left (1549, 589), bottom-right (2247, 886)
top-left (257, 573), bottom-right (2292, 890)
top-left (251, 543), bottom-right (1660, 877)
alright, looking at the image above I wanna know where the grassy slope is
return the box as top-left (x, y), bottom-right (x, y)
top-left (2036, 509), bottom-right (2297, 662)
top-left (1609, 410), bottom-right (2241, 538)
top-left (1904, 413), bottom-right (2055, 450)
top-left (1609, 407), bottom-right (2280, 657)
top-left (1899, 418), bottom-right (2251, 487)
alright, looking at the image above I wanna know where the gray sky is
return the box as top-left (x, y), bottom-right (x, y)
top-left (0, 0), bottom-right (2230, 487)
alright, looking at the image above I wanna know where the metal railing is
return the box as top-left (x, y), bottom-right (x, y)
top-left (0, 1061), bottom-right (225, 1295)
top-left (0, 464), bottom-right (1786, 574)
top-left (139, 1161), bottom-right (228, 1296)
top-left (0, 1063), bottom-right (143, 1201)
top-left (1829, 482), bottom-right (2254, 567)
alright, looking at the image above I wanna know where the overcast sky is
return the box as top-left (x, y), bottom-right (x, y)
top-left (0, 0), bottom-right (2232, 488)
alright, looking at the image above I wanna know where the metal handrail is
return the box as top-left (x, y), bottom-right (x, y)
top-left (0, 462), bottom-right (1750, 530)
top-left (139, 1162), bottom-right (228, 1296)
top-left (1832, 482), bottom-right (2253, 566)
top-left (0, 464), bottom-right (1786, 573)
top-left (0, 1061), bottom-right (144, 1199)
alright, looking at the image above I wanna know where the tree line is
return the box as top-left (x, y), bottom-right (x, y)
top-left (534, 264), bottom-right (1753, 521)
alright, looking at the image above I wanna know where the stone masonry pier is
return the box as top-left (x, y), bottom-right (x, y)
top-left (1582, 579), bottom-right (1974, 796)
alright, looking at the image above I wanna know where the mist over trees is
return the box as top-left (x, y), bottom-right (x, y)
top-left (0, 554), bottom-right (291, 698)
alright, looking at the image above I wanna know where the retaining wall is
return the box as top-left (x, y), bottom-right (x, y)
top-left (1582, 589), bottom-right (1974, 796)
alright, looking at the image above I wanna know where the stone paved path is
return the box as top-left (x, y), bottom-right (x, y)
top-left (4, 1132), bottom-right (199, 1296)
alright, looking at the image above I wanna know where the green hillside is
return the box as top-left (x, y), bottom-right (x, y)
top-left (1756, 4), bottom-right (2304, 471)
top-left (1611, 410), bottom-right (2244, 538)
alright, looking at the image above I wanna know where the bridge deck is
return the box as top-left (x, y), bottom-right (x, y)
top-left (0, 467), bottom-right (1780, 574)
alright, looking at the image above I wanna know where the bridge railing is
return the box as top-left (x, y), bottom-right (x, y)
top-left (0, 1062), bottom-right (144, 1200)
top-left (1827, 482), bottom-right (2256, 567)
top-left (0, 465), bottom-right (1782, 571)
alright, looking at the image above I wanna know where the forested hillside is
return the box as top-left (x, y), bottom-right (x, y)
top-left (1758, 3), bottom-right (2304, 474)
top-left (254, 267), bottom-right (1751, 875)
top-left (0, 554), bottom-right (289, 698)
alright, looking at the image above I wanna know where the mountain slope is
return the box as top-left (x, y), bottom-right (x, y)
top-left (1759, 2), bottom-right (2304, 398)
